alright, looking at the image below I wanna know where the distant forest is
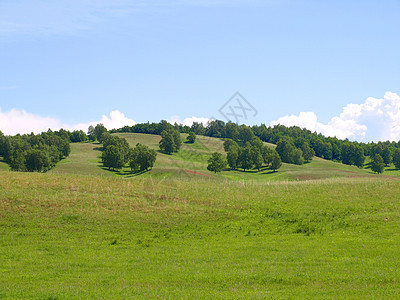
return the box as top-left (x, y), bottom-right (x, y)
top-left (1, 119), bottom-right (400, 173)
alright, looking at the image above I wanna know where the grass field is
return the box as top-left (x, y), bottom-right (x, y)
top-left (1, 172), bottom-right (400, 298)
top-left (1, 133), bottom-right (400, 298)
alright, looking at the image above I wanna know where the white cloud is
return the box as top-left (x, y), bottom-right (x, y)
top-left (0, 109), bottom-right (135, 135)
top-left (167, 116), bottom-right (210, 126)
top-left (73, 110), bottom-right (136, 131)
top-left (0, 108), bottom-right (63, 136)
top-left (270, 92), bottom-right (400, 141)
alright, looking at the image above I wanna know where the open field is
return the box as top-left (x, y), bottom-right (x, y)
top-left (1, 172), bottom-right (400, 298)
top-left (1, 133), bottom-right (400, 298)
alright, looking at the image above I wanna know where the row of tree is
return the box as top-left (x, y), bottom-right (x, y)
top-left (223, 137), bottom-right (282, 172)
top-left (0, 130), bottom-right (71, 172)
top-left (100, 132), bottom-right (157, 172)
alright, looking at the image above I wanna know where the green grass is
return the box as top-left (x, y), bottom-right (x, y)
top-left (1, 172), bottom-right (400, 298)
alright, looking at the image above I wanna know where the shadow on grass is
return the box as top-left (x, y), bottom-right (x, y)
top-left (100, 166), bottom-right (151, 177)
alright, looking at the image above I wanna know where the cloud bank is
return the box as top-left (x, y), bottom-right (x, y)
top-left (1, 92), bottom-right (400, 142)
top-left (270, 92), bottom-right (400, 142)
top-left (0, 109), bottom-right (136, 136)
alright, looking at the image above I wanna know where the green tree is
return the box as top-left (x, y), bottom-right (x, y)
top-left (87, 125), bottom-right (95, 141)
top-left (239, 144), bottom-right (253, 172)
top-left (238, 125), bottom-right (254, 143)
top-left (292, 148), bottom-right (305, 165)
top-left (371, 154), bottom-right (385, 174)
top-left (270, 152), bottom-right (282, 172)
top-left (223, 139), bottom-right (238, 152)
top-left (301, 143), bottom-right (315, 162)
top-left (186, 132), bottom-right (196, 144)
top-left (227, 146), bottom-right (239, 170)
top-left (102, 145), bottom-right (124, 171)
top-left (172, 129), bottom-right (182, 151)
top-left (276, 138), bottom-right (296, 164)
top-left (24, 149), bottom-right (51, 172)
top-left (393, 148), bottom-right (400, 169)
top-left (159, 130), bottom-right (176, 154)
top-left (129, 143), bottom-right (157, 172)
top-left (94, 124), bottom-right (108, 142)
top-left (10, 150), bottom-right (26, 171)
top-left (381, 147), bottom-right (392, 166)
top-left (207, 152), bottom-right (226, 173)
top-left (250, 146), bottom-right (263, 171)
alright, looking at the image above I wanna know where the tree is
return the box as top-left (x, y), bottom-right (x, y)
top-left (239, 144), bottom-right (253, 172)
top-left (301, 143), bottom-right (315, 162)
top-left (381, 147), bottom-right (392, 166)
top-left (223, 139), bottom-right (238, 152)
top-left (371, 154), bottom-right (385, 174)
top-left (270, 152), bottom-right (282, 172)
top-left (353, 146), bottom-right (365, 168)
top-left (172, 129), bottom-right (182, 151)
top-left (207, 152), bottom-right (226, 173)
top-left (70, 130), bottom-right (87, 143)
top-left (159, 130), bottom-right (175, 154)
top-left (250, 146), bottom-right (263, 171)
top-left (102, 145), bottom-right (124, 171)
top-left (129, 143), bottom-right (157, 172)
top-left (227, 146), bottom-right (239, 170)
top-left (238, 125), bottom-right (254, 143)
top-left (292, 148), bottom-right (305, 165)
top-left (24, 149), bottom-right (51, 172)
top-left (393, 148), bottom-right (400, 169)
top-left (87, 125), bottom-right (96, 141)
top-left (186, 132), bottom-right (196, 144)
top-left (10, 150), bottom-right (26, 171)
top-left (94, 124), bottom-right (108, 142)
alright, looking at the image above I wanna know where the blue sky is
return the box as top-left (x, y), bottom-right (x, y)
top-left (1, 0), bottom-right (400, 141)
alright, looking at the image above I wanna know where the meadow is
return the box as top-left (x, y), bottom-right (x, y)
top-left (1, 133), bottom-right (400, 298)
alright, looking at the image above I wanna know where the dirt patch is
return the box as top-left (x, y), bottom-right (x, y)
top-left (326, 168), bottom-right (357, 174)
top-left (185, 170), bottom-right (212, 177)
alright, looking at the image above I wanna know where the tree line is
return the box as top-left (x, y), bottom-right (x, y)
top-left (0, 130), bottom-right (71, 172)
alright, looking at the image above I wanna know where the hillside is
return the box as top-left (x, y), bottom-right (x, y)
top-left (47, 132), bottom-right (380, 182)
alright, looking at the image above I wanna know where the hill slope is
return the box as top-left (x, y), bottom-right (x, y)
top-left (49, 133), bottom-right (378, 182)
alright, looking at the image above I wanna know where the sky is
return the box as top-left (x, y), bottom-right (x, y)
top-left (1, 0), bottom-right (400, 142)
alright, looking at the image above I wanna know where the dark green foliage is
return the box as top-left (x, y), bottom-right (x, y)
top-left (70, 130), bottom-right (88, 143)
top-left (371, 154), bottom-right (385, 174)
top-left (341, 143), bottom-right (365, 167)
top-left (227, 146), bottom-right (239, 170)
top-left (129, 143), bottom-right (157, 172)
top-left (225, 122), bottom-right (239, 140)
top-left (223, 139), bottom-right (238, 152)
top-left (250, 146), bottom-right (263, 171)
top-left (186, 132), bottom-right (196, 143)
top-left (276, 138), bottom-right (304, 165)
top-left (207, 152), bottom-right (226, 173)
top-left (239, 145), bottom-right (253, 172)
top-left (159, 129), bottom-right (181, 154)
top-left (94, 124), bottom-right (108, 142)
top-left (1, 130), bottom-right (70, 172)
top-left (270, 152), bottom-right (282, 171)
top-left (238, 125), bottom-right (254, 143)
top-left (102, 145), bottom-right (124, 171)
top-left (25, 149), bottom-right (51, 172)
top-left (393, 148), bottom-right (400, 169)
top-left (301, 143), bottom-right (315, 162)
top-left (381, 147), bottom-right (392, 166)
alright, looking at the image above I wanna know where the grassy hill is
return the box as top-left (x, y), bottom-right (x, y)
top-left (47, 132), bottom-right (381, 182)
